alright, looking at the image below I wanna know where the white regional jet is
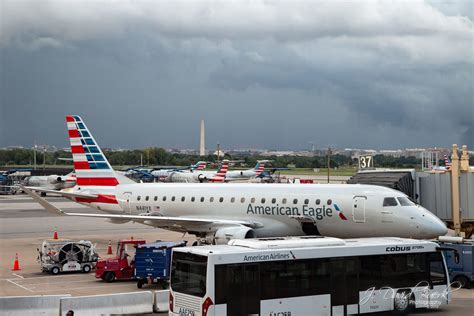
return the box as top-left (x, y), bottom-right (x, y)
top-left (161, 160), bottom-right (229, 183)
top-left (225, 160), bottom-right (268, 180)
top-left (23, 172), bottom-right (76, 195)
top-left (23, 115), bottom-right (448, 245)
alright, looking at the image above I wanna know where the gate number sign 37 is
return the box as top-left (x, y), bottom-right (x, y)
top-left (359, 155), bottom-right (373, 169)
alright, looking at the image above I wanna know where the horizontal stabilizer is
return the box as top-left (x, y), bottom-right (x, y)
top-left (21, 186), bottom-right (98, 199)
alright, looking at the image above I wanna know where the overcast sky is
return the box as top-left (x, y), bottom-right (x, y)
top-left (1, 0), bottom-right (472, 150)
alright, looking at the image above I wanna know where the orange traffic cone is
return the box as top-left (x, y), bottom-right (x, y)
top-left (53, 230), bottom-right (58, 239)
top-left (107, 241), bottom-right (113, 255)
top-left (12, 253), bottom-right (20, 271)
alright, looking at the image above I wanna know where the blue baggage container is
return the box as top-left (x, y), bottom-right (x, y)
top-left (134, 240), bottom-right (186, 288)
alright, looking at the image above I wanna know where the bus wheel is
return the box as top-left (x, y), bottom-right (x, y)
top-left (393, 290), bottom-right (414, 315)
top-left (454, 275), bottom-right (471, 289)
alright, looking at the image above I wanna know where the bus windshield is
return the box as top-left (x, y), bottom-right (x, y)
top-left (171, 252), bottom-right (207, 297)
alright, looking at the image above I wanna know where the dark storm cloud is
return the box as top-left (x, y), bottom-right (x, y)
top-left (1, 1), bottom-right (472, 149)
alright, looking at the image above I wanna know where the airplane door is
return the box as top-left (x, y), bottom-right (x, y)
top-left (121, 192), bottom-right (133, 213)
top-left (352, 196), bottom-right (366, 222)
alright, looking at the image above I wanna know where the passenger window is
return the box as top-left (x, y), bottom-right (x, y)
top-left (171, 196), bottom-right (176, 202)
top-left (219, 197), bottom-right (224, 203)
top-left (191, 197), bottom-right (195, 202)
top-left (327, 199), bottom-right (332, 205)
top-left (282, 198), bottom-right (287, 204)
top-left (231, 197), bottom-right (235, 203)
top-left (200, 197), bottom-right (204, 202)
top-left (271, 198), bottom-right (276, 204)
top-left (137, 196), bottom-right (141, 201)
top-left (383, 197), bottom-right (398, 207)
top-left (145, 196), bottom-right (149, 201)
top-left (154, 196), bottom-right (158, 201)
top-left (251, 198), bottom-right (255, 203)
top-left (293, 199), bottom-right (298, 204)
top-left (315, 199), bottom-right (320, 205)
top-left (181, 196), bottom-right (185, 202)
top-left (241, 197), bottom-right (245, 203)
top-left (162, 196), bottom-right (167, 201)
top-left (304, 199), bottom-right (309, 205)
top-left (210, 197), bottom-right (214, 202)
top-left (261, 198), bottom-right (266, 203)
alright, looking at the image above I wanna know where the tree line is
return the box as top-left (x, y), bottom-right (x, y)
top-left (2, 147), bottom-right (469, 169)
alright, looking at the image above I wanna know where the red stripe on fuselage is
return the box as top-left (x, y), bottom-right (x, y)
top-left (66, 116), bottom-right (75, 122)
top-left (76, 177), bottom-right (119, 186)
top-left (76, 194), bottom-right (118, 204)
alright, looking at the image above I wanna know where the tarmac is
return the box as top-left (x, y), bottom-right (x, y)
top-left (0, 194), bottom-right (472, 315)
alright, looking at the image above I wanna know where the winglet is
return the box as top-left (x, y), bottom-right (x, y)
top-left (21, 186), bottom-right (67, 216)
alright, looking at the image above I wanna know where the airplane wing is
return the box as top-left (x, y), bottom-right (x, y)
top-left (22, 186), bottom-right (98, 199)
top-left (23, 186), bottom-right (262, 231)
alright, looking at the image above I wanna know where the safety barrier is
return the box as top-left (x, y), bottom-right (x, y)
top-left (59, 291), bottom-right (153, 315)
top-left (0, 295), bottom-right (70, 316)
top-left (153, 289), bottom-right (170, 313)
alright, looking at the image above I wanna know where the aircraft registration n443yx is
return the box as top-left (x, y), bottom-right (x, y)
top-left (23, 115), bottom-right (448, 245)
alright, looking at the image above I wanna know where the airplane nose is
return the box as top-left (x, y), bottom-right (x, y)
top-left (424, 211), bottom-right (448, 238)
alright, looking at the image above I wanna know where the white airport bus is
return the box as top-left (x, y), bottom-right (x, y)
top-left (169, 236), bottom-right (450, 316)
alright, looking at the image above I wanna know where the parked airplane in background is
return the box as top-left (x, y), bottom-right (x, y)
top-left (23, 115), bottom-right (448, 245)
top-left (150, 161), bottom-right (207, 180)
top-left (225, 160), bottom-right (268, 180)
top-left (23, 172), bottom-right (76, 195)
top-left (162, 160), bottom-right (228, 183)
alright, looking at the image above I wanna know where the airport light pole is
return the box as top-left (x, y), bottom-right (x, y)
top-left (33, 144), bottom-right (37, 170)
top-left (327, 146), bottom-right (331, 184)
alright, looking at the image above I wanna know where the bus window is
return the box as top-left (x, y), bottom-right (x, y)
top-left (171, 252), bottom-right (207, 298)
top-left (383, 197), bottom-right (398, 207)
top-left (397, 197), bottom-right (414, 206)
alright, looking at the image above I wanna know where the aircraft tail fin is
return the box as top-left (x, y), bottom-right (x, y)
top-left (211, 160), bottom-right (229, 182)
top-left (192, 161), bottom-right (207, 171)
top-left (254, 160), bottom-right (267, 176)
top-left (444, 154), bottom-right (452, 170)
top-left (66, 115), bottom-right (133, 187)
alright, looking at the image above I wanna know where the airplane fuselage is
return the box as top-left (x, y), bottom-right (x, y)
top-left (73, 183), bottom-right (447, 239)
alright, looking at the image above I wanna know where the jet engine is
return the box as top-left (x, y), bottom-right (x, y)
top-left (47, 175), bottom-right (65, 184)
top-left (213, 226), bottom-right (257, 244)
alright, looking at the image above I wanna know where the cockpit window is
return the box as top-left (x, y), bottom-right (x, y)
top-left (397, 197), bottom-right (414, 206)
top-left (383, 197), bottom-right (398, 207)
